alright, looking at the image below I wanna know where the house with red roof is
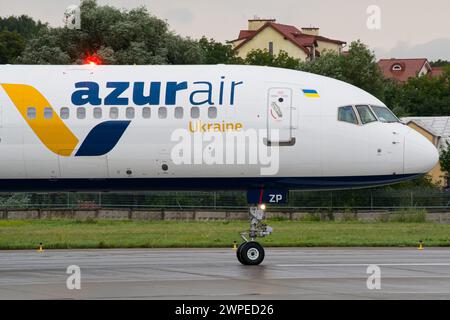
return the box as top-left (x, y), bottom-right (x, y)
top-left (228, 19), bottom-right (346, 61)
top-left (377, 58), bottom-right (432, 83)
top-left (378, 58), bottom-right (446, 83)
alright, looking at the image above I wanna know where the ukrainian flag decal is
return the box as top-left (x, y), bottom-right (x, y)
top-left (302, 89), bottom-right (320, 98)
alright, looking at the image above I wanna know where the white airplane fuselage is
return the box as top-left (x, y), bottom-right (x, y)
top-left (0, 65), bottom-right (438, 191)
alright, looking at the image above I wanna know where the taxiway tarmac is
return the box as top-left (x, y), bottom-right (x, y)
top-left (0, 248), bottom-right (449, 299)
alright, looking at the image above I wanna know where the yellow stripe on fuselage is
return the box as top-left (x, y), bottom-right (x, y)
top-left (1, 84), bottom-right (79, 156)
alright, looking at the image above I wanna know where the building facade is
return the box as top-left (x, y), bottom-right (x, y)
top-left (402, 117), bottom-right (450, 186)
top-left (229, 19), bottom-right (346, 61)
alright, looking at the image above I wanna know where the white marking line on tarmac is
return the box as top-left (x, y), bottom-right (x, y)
top-left (384, 291), bottom-right (450, 294)
top-left (276, 263), bottom-right (450, 267)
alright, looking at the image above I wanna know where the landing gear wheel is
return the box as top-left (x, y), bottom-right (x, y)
top-left (236, 243), bottom-right (245, 264)
top-left (238, 241), bottom-right (265, 265)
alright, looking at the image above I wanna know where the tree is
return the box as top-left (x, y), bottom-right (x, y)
top-left (0, 30), bottom-right (26, 63)
top-left (382, 78), bottom-right (405, 116)
top-left (440, 142), bottom-right (450, 186)
top-left (430, 59), bottom-right (450, 67)
top-left (165, 34), bottom-right (205, 65)
top-left (0, 15), bottom-right (46, 63)
top-left (395, 70), bottom-right (450, 116)
top-left (17, 0), bottom-right (204, 65)
top-left (114, 41), bottom-right (166, 65)
top-left (244, 49), bottom-right (301, 69)
top-left (298, 51), bottom-right (344, 79)
top-left (198, 37), bottom-right (243, 64)
top-left (16, 31), bottom-right (71, 64)
top-left (340, 41), bottom-right (385, 99)
top-left (0, 15), bottom-right (47, 39)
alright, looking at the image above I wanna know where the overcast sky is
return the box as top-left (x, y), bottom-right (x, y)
top-left (1, 0), bottom-right (449, 60)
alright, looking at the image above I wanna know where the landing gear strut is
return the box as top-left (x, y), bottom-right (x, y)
top-left (236, 206), bottom-right (273, 265)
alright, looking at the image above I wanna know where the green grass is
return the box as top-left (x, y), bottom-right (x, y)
top-left (0, 219), bottom-right (450, 249)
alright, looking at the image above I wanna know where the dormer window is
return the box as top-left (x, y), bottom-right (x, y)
top-left (392, 64), bottom-right (402, 71)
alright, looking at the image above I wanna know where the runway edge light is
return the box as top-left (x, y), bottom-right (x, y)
top-left (37, 242), bottom-right (44, 253)
top-left (418, 240), bottom-right (424, 250)
top-left (233, 241), bottom-right (237, 251)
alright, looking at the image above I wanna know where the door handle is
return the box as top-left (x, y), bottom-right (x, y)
top-left (263, 138), bottom-right (296, 147)
top-left (271, 102), bottom-right (283, 117)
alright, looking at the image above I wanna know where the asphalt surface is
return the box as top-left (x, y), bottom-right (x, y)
top-left (0, 248), bottom-right (450, 299)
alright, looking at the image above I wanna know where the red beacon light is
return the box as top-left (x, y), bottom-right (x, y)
top-left (83, 55), bottom-right (102, 65)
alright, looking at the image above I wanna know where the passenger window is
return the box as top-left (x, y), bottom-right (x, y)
top-left (174, 107), bottom-right (183, 119)
top-left (208, 107), bottom-right (217, 119)
top-left (77, 107), bottom-right (86, 119)
top-left (93, 107), bottom-right (102, 119)
top-left (27, 107), bottom-right (36, 119)
top-left (110, 107), bottom-right (119, 119)
top-left (158, 107), bottom-right (167, 119)
top-left (191, 107), bottom-right (200, 119)
top-left (60, 107), bottom-right (69, 119)
top-left (142, 107), bottom-right (151, 119)
top-left (356, 105), bottom-right (377, 124)
top-left (126, 107), bottom-right (135, 119)
top-left (338, 106), bottom-right (358, 124)
top-left (44, 108), bottom-right (53, 119)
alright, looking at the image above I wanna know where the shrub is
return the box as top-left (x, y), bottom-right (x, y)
top-left (389, 209), bottom-right (427, 223)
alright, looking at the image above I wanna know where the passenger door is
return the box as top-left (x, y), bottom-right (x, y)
top-left (266, 87), bottom-right (295, 146)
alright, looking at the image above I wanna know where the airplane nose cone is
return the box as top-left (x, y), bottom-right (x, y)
top-left (404, 129), bottom-right (439, 174)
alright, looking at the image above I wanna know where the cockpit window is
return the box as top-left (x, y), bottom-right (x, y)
top-left (356, 105), bottom-right (377, 124)
top-left (370, 105), bottom-right (399, 123)
top-left (338, 106), bottom-right (358, 124)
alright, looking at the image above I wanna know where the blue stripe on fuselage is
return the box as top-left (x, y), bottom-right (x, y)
top-left (0, 174), bottom-right (420, 192)
top-left (75, 120), bottom-right (131, 156)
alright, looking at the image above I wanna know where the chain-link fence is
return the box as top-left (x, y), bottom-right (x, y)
top-left (1, 188), bottom-right (450, 211)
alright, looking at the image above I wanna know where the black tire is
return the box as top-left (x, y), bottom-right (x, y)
top-left (239, 241), bottom-right (265, 265)
top-left (236, 242), bottom-right (245, 264)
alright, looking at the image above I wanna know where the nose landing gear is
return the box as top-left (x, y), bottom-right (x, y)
top-left (236, 241), bottom-right (265, 265)
top-left (236, 206), bottom-right (273, 265)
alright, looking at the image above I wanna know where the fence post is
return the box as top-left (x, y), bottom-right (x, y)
top-left (330, 191), bottom-right (333, 211)
top-left (288, 190), bottom-right (292, 207)
top-left (370, 191), bottom-right (373, 210)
